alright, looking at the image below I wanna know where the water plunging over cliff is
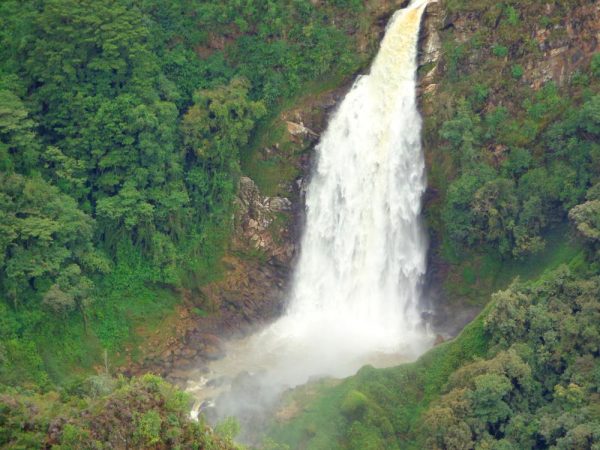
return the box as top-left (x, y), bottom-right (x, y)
top-left (189, 0), bottom-right (432, 422)
top-left (279, 0), bottom-right (429, 357)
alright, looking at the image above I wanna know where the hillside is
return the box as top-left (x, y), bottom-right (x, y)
top-left (0, 0), bottom-right (403, 387)
top-left (1, 0), bottom-right (599, 448)
top-left (267, 0), bottom-right (600, 448)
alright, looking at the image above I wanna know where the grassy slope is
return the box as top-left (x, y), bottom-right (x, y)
top-left (268, 304), bottom-right (490, 450)
top-left (27, 254), bottom-right (182, 386)
top-left (443, 224), bottom-right (582, 306)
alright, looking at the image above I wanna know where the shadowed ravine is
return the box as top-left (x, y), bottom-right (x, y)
top-left (186, 0), bottom-right (433, 441)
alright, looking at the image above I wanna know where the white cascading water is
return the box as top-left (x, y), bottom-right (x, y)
top-left (281, 0), bottom-right (429, 355)
top-left (188, 0), bottom-right (432, 423)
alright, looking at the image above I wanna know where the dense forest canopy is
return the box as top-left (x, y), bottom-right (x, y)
top-left (0, 0), bottom-right (365, 387)
top-left (1, 0), bottom-right (600, 448)
top-left (0, 0), bottom-right (368, 446)
top-left (0, 0), bottom-right (359, 292)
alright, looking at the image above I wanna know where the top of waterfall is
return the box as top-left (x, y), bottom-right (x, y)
top-left (409, 0), bottom-right (431, 8)
top-left (386, 0), bottom-right (430, 34)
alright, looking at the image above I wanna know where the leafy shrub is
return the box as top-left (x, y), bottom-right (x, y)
top-left (492, 45), bottom-right (509, 58)
top-left (591, 53), bottom-right (600, 78)
top-left (511, 65), bottom-right (524, 79)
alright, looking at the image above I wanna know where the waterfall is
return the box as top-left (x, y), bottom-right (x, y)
top-left (282, 0), bottom-right (429, 349)
top-left (188, 0), bottom-right (431, 421)
top-left (258, 0), bottom-right (431, 382)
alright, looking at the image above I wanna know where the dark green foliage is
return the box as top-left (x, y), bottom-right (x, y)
top-left (0, 0), bottom-right (364, 385)
top-left (426, 0), bottom-right (599, 270)
top-left (181, 77), bottom-right (266, 226)
top-left (568, 184), bottom-right (600, 261)
top-left (439, 100), bottom-right (481, 168)
top-left (591, 53), bottom-right (600, 79)
top-left (441, 166), bottom-right (495, 247)
top-left (424, 267), bottom-right (600, 449)
top-left (440, 92), bottom-right (600, 259)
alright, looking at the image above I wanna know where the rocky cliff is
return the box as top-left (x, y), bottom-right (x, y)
top-left (417, 0), bottom-right (599, 334)
top-left (127, 0), bottom-right (600, 379)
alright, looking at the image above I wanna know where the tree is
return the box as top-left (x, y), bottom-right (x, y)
top-left (471, 178), bottom-right (519, 256)
top-left (442, 165), bottom-right (496, 251)
top-left (0, 89), bottom-right (39, 173)
top-left (182, 77), bottom-right (266, 217)
top-left (569, 199), bottom-right (600, 259)
top-left (440, 99), bottom-right (481, 168)
top-left (0, 173), bottom-right (106, 312)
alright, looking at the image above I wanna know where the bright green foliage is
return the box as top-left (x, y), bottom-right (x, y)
top-left (0, 374), bottom-right (238, 449)
top-left (492, 45), bottom-right (509, 58)
top-left (182, 77), bottom-right (266, 221)
top-left (0, 173), bottom-right (106, 311)
top-left (0, 89), bottom-right (39, 173)
top-left (569, 184), bottom-right (600, 260)
top-left (511, 64), bottom-right (524, 78)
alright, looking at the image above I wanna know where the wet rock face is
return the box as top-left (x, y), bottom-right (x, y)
top-left (234, 176), bottom-right (295, 264)
top-left (125, 175), bottom-right (297, 380)
top-left (430, 1), bottom-right (599, 89)
top-left (418, 0), bottom-right (444, 97)
top-left (419, 1), bottom-right (443, 67)
top-left (522, 3), bottom-right (599, 88)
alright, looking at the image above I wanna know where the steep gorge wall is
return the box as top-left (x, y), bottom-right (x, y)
top-left (416, 0), bottom-right (599, 332)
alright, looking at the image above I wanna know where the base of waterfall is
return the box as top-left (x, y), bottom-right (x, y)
top-left (186, 315), bottom-right (433, 443)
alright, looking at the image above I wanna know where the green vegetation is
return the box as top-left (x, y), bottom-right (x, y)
top-left (439, 88), bottom-right (598, 260)
top-left (424, 265), bottom-right (600, 449)
top-left (269, 217), bottom-right (598, 449)
top-left (442, 224), bottom-right (582, 305)
top-left (0, 0), bottom-right (370, 385)
top-left (422, 0), bottom-right (600, 307)
top-left (269, 301), bottom-right (491, 449)
top-left (267, 1), bottom-right (600, 449)
top-left (0, 374), bottom-right (239, 449)
top-left (2, 0), bottom-right (599, 448)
